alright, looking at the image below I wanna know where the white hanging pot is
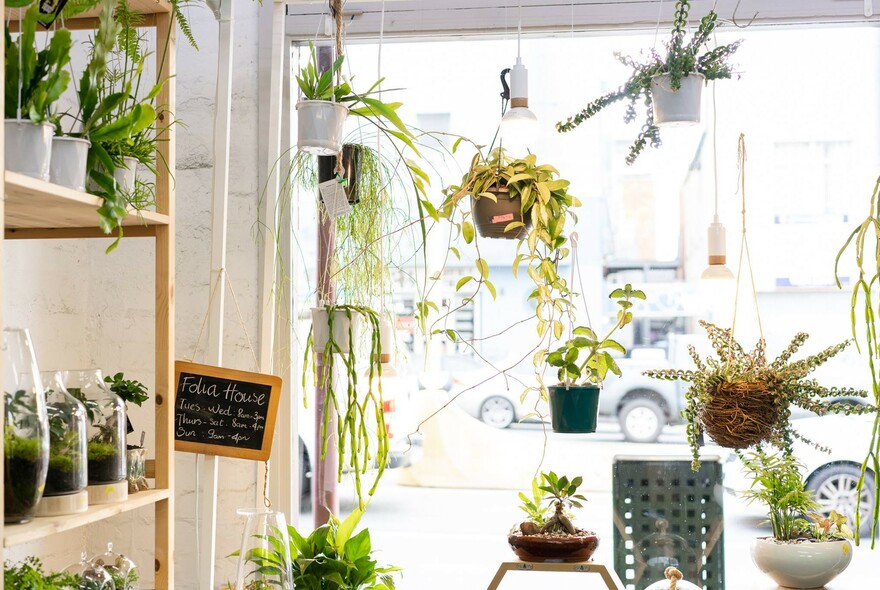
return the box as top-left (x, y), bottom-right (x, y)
top-left (5, 119), bottom-right (54, 181)
top-left (113, 156), bottom-right (138, 194)
top-left (650, 73), bottom-right (705, 126)
top-left (49, 137), bottom-right (91, 192)
top-left (750, 537), bottom-right (853, 588)
top-left (311, 307), bottom-right (360, 354)
top-left (297, 100), bottom-right (348, 156)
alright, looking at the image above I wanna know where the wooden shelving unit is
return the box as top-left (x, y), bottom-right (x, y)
top-left (1, 2), bottom-right (176, 588)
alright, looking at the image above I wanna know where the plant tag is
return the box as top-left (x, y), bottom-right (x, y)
top-left (37, 0), bottom-right (70, 28)
top-left (319, 178), bottom-right (351, 219)
top-left (492, 213), bottom-right (515, 224)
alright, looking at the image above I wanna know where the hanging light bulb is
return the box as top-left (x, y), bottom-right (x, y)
top-left (701, 215), bottom-right (734, 279)
top-left (499, 1), bottom-right (537, 147)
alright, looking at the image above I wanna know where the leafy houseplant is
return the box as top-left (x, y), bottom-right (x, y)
top-left (3, 557), bottom-right (81, 590)
top-left (67, 377), bottom-right (127, 486)
top-left (235, 508), bottom-right (400, 590)
top-left (508, 472), bottom-right (599, 562)
top-left (304, 305), bottom-right (390, 508)
top-left (645, 321), bottom-right (875, 470)
top-left (835, 174), bottom-right (880, 546)
top-left (556, 0), bottom-right (741, 164)
top-left (542, 284), bottom-right (646, 433)
top-left (4, 2), bottom-right (72, 180)
top-left (105, 372), bottom-right (149, 492)
top-left (741, 448), bottom-right (855, 588)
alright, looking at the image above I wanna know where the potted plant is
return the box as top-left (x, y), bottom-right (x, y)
top-left (4, 2), bottom-right (72, 180)
top-left (556, 0), bottom-right (741, 165)
top-left (508, 471), bottom-right (599, 562)
top-left (3, 557), bottom-right (80, 589)
top-left (235, 508), bottom-right (401, 589)
top-left (645, 321), bottom-right (875, 469)
top-left (105, 372), bottom-right (150, 492)
top-left (542, 284), bottom-right (646, 433)
top-left (741, 448), bottom-right (855, 588)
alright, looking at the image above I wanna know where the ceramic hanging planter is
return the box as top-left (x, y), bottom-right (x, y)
top-left (651, 73), bottom-right (705, 126)
top-left (472, 184), bottom-right (532, 239)
top-left (751, 538), bottom-right (853, 588)
top-left (547, 385), bottom-right (600, 434)
top-left (311, 306), bottom-right (361, 354)
top-left (50, 137), bottom-right (91, 192)
top-left (5, 119), bottom-right (54, 181)
top-left (297, 100), bottom-right (349, 156)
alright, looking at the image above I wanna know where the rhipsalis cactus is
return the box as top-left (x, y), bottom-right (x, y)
top-left (645, 321), bottom-right (875, 470)
top-left (556, 0), bottom-right (742, 165)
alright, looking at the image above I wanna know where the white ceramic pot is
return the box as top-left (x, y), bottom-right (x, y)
top-left (114, 156), bottom-right (139, 194)
top-left (311, 307), bottom-right (360, 354)
top-left (650, 73), bottom-right (704, 126)
top-left (750, 537), bottom-right (853, 588)
top-left (5, 119), bottom-right (54, 181)
top-left (297, 100), bottom-right (348, 156)
top-left (49, 137), bottom-right (91, 192)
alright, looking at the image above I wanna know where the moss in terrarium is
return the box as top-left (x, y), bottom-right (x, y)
top-left (4, 432), bottom-right (42, 462)
top-left (87, 440), bottom-right (118, 462)
top-left (48, 452), bottom-right (75, 472)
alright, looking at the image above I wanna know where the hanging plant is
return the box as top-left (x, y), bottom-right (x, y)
top-left (556, 0), bottom-right (741, 165)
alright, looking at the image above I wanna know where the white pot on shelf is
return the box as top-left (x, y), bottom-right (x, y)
top-left (113, 156), bottom-right (139, 194)
top-left (49, 137), bottom-right (91, 191)
top-left (5, 119), bottom-right (54, 181)
top-left (311, 307), bottom-right (360, 354)
top-left (750, 537), bottom-right (852, 588)
top-left (297, 100), bottom-right (348, 156)
top-left (650, 73), bottom-right (704, 126)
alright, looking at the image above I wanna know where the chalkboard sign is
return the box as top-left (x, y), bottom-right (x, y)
top-left (174, 361), bottom-right (282, 461)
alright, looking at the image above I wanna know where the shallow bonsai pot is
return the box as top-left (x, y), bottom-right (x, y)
top-left (50, 136), bottom-right (91, 191)
top-left (750, 537), bottom-right (852, 588)
top-left (508, 531), bottom-right (599, 562)
top-left (5, 119), bottom-right (54, 181)
top-left (472, 185), bottom-right (531, 240)
top-left (548, 385), bottom-right (600, 433)
top-left (650, 73), bottom-right (704, 126)
top-left (297, 100), bottom-right (349, 156)
top-left (311, 307), bottom-right (361, 354)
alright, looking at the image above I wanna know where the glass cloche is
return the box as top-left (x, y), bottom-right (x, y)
top-left (59, 370), bottom-right (127, 485)
top-left (91, 542), bottom-right (139, 590)
top-left (40, 371), bottom-right (88, 498)
top-left (3, 328), bottom-right (49, 524)
top-left (65, 551), bottom-right (116, 590)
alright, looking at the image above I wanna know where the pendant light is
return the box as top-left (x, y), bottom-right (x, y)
top-left (500, 1), bottom-right (537, 145)
top-left (701, 84), bottom-right (733, 280)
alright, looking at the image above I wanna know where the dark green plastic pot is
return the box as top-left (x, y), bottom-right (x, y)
top-left (548, 385), bottom-right (600, 433)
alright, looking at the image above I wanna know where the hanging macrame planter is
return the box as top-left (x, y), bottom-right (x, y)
top-left (472, 183), bottom-right (532, 239)
top-left (650, 73), bottom-right (705, 126)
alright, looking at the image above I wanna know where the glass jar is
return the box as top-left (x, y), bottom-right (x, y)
top-left (65, 551), bottom-right (116, 590)
top-left (40, 371), bottom-right (88, 497)
top-left (60, 370), bottom-right (127, 484)
top-left (91, 542), bottom-right (139, 590)
top-left (234, 509), bottom-right (292, 590)
top-left (3, 328), bottom-right (49, 524)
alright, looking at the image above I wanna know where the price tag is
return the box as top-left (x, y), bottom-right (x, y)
top-left (318, 178), bottom-right (351, 219)
top-left (38, 0), bottom-right (70, 28)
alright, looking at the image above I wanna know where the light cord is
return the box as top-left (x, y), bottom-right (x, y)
top-left (517, 0), bottom-right (522, 58)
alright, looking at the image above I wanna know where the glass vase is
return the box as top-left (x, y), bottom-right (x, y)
top-left (3, 328), bottom-right (49, 524)
top-left (59, 370), bottom-right (127, 485)
top-left (40, 371), bottom-right (88, 497)
top-left (234, 509), bottom-right (293, 590)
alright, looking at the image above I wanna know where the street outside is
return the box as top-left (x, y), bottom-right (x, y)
top-left (301, 417), bottom-right (878, 590)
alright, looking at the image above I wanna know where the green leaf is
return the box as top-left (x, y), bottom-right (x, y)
top-left (485, 279), bottom-right (497, 300)
top-left (455, 276), bottom-right (473, 291)
top-left (475, 258), bottom-right (489, 279)
top-left (462, 221), bottom-right (475, 244)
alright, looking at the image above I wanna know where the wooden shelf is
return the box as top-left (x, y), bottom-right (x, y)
top-left (4, 171), bottom-right (168, 237)
top-left (5, 0), bottom-right (171, 21)
top-left (3, 488), bottom-right (171, 548)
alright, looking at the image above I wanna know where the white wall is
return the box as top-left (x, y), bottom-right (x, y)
top-left (4, 3), bottom-right (268, 587)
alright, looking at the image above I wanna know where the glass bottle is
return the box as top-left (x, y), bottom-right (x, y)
top-left (3, 328), bottom-right (49, 524)
top-left (91, 542), bottom-right (139, 590)
top-left (40, 371), bottom-right (88, 497)
top-left (234, 509), bottom-right (292, 590)
top-left (65, 551), bottom-right (116, 590)
top-left (60, 370), bottom-right (127, 484)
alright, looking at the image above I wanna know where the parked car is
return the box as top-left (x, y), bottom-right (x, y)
top-left (723, 413), bottom-right (877, 537)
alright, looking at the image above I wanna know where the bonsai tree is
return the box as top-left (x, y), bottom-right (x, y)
top-left (104, 371), bottom-right (149, 437)
top-left (556, 0), bottom-right (741, 164)
top-left (645, 321), bottom-right (876, 470)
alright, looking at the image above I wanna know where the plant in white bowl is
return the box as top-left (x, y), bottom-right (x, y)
top-left (741, 448), bottom-right (855, 589)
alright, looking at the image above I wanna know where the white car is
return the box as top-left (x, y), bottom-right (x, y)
top-left (723, 413), bottom-right (877, 536)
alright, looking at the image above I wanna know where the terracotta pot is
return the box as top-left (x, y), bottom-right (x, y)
top-left (508, 531), bottom-right (599, 562)
top-left (471, 185), bottom-right (531, 239)
top-left (750, 537), bottom-right (852, 588)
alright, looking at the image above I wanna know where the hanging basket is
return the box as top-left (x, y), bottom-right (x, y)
top-left (699, 380), bottom-right (781, 449)
top-left (297, 100), bottom-right (349, 156)
top-left (50, 137), bottom-right (91, 192)
top-left (650, 73), bottom-right (704, 127)
top-left (311, 307), bottom-right (361, 354)
top-left (317, 143), bottom-right (361, 203)
top-left (472, 184), bottom-right (532, 240)
top-left (5, 119), bottom-right (54, 181)
top-left (548, 385), bottom-right (600, 434)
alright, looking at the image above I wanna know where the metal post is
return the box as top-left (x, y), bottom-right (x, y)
top-left (314, 44), bottom-right (340, 528)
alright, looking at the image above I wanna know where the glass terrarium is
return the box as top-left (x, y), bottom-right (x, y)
top-left (91, 542), bottom-right (139, 590)
top-left (60, 369), bottom-right (127, 485)
top-left (40, 371), bottom-right (88, 497)
top-left (3, 328), bottom-right (49, 524)
top-left (65, 552), bottom-right (116, 590)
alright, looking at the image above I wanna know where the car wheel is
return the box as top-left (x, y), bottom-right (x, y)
top-left (808, 464), bottom-right (876, 537)
top-left (619, 398), bottom-right (665, 443)
top-left (480, 396), bottom-right (516, 429)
